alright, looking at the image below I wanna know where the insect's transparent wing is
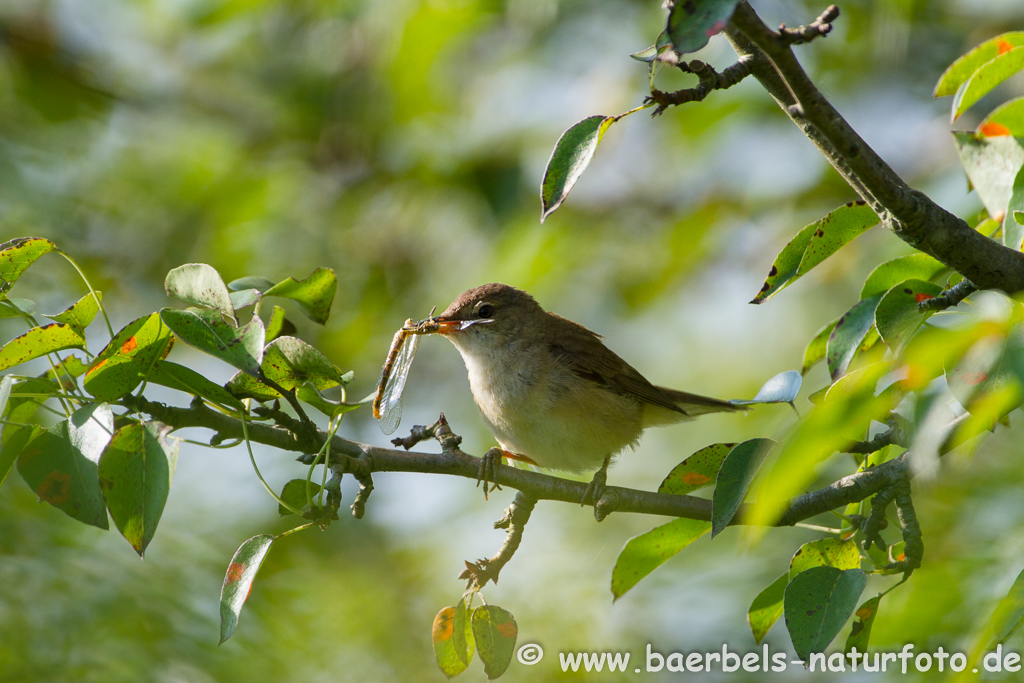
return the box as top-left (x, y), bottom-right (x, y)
top-left (377, 332), bottom-right (420, 435)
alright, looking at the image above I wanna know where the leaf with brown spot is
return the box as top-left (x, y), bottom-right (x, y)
top-left (471, 605), bottom-right (517, 680)
top-left (658, 442), bottom-right (735, 495)
top-left (0, 237), bottom-right (57, 293)
top-left (16, 404), bottom-right (113, 529)
top-left (219, 534), bottom-right (275, 644)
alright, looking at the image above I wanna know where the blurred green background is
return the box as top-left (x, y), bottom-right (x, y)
top-left (3, 0), bottom-right (1024, 680)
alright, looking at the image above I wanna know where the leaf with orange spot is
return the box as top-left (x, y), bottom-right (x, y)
top-left (15, 404), bottom-right (113, 529)
top-left (611, 517), bottom-right (711, 600)
top-left (0, 323), bottom-right (85, 373)
top-left (84, 313), bottom-right (173, 401)
top-left (951, 47), bottom-right (1024, 121)
top-left (658, 442), bottom-right (735, 495)
top-left (471, 605), bottom-right (517, 680)
top-left (844, 595), bottom-right (882, 654)
top-left (219, 534), bottom-right (275, 644)
top-left (874, 279), bottom-right (944, 354)
top-left (978, 98), bottom-right (1024, 139)
top-left (935, 32), bottom-right (1024, 97)
top-left (432, 596), bottom-right (475, 679)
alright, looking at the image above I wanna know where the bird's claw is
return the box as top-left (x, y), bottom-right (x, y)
top-left (477, 447), bottom-right (505, 501)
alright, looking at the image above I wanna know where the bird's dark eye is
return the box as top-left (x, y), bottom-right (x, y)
top-left (477, 304), bottom-right (494, 318)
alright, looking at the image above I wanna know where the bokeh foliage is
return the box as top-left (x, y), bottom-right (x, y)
top-left (3, 0), bottom-right (1024, 681)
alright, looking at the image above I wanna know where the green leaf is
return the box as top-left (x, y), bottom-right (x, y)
top-left (16, 403), bottom-right (113, 529)
top-left (0, 298), bottom-right (37, 318)
top-left (220, 534), bottom-right (275, 644)
top-left (0, 424), bottom-right (42, 489)
top-left (874, 279), bottom-right (944, 354)
top-left (751, 202), bottom-right (878, 304)
top-left (0, 323), bottom-right (86, 373)
top-left (277, 478), bottom-right (322, 516)
top-left (228, 288), bottom-right (261, 312)
top-left (296, 381), bottom-right (365, 418)
top-left (666, 0), bottom-right (738, 54)
top-left (748, 572), bottom-right (788, 644)
top-left (261, 336), bottom-right (342, 392)
top-left (630, 31), bottom-right (672, 62)
top-left (263, 268), bottom-right (337, 324)
top-left (747, 363), bottom-right (893, 529)
top-left (225, 371), bottom-right (281, 402)
top-left (228, 276), bottom-right (276, 293)
top-left (1004, 164), bottom-right (1024, 250)
top-left (826, 295), bottom-right (882, 380)
top-left (978, 97), bottom-right (1024, 138)
top-left (0, 374), bottom-right (12, 420)
top-left (611, 517), bottom-right (711, 600)
top-left (98, 422), bottom-right (178, 556)
top-left (981, 568), bottom-right (1024, 647)
top-left (471, 605), bottom-right (517, 681)
top-left (784, 567), bottom-right (867, 662)
top-left (951, 48), bottom-right (1024, 121)
top-left (3, 377), bottom-right (59, 429)
top-left (845, 595), bottom-right (881, 654)
top-left (84, 313), bottom-right (173, 401)
top-left (539, 115), bottom-right (616, 222)
top-left (42, 291), bottom-right (102, 334)
top-left (935, 32), bottom-right (1024, 97)
top-left (164, 263), bottom-right (237, 323)
top-left (147, 360), bottom-right (245, 411)
top-left (432, 597), bottom-right (476, 678)
top-left (711, 438), bottom-right (775, 537)
top-left (225, 336), bottom-right (342, 402)
top-left (733, 370), bottom-right (802, 406)
top-left (265, 305), bottom-right (291, 341)
top-left (160, 308), bottom-right (265, 377)
top-left (953, 131), bottom-right (1024, 220)
top-left (802, 320), bottom-right (837, 375)
top-left (795, 202), bottom-right (878, 279)
top-left (790, 538), bottom-right (861, 579)
top-left (658, 442), bottom-right (735, 495)
top-left (0, 237), bottom-right (57, 293)
top-left (860, 254), bottom-right (948, 300)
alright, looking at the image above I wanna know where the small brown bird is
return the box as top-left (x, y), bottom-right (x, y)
top-left (430, 283), bottom-right (744, 491)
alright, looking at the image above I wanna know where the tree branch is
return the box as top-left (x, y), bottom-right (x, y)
top-left (126, 395), bottom-right (975, 533)
top-left (722, 1), bottom-right (1024, 294)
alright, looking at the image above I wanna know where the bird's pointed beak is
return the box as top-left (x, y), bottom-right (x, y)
top-left (414, 314), bottom-right (492, 335)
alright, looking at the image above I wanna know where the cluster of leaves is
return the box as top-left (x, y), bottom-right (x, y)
top-left (0, 236), bottom-right (359, 643)
top-left (431, 595), bottom-right (518, 680)
top-left (534, 6), bottom-right (1024, 668)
